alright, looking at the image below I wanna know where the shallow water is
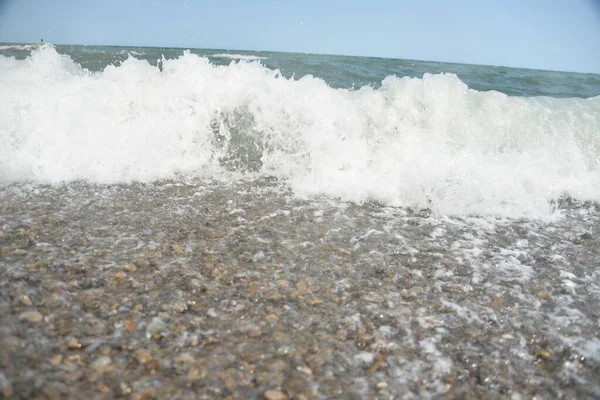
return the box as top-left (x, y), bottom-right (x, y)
top-left (1, 179), bottom-right (599, 398)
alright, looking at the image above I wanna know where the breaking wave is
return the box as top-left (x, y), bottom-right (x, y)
top-left (1, 46), bottom-right (599, 218)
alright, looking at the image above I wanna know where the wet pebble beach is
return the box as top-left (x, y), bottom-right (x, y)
top-left (1, 178), bottom-right (599, 399)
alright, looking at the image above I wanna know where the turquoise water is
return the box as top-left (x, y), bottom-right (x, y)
top-left (2, 43), bottom-right (600, 98)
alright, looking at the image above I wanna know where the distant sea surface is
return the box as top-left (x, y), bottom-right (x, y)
top-left (2, 43), bottom-right (600, 97)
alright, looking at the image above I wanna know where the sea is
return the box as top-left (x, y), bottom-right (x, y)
top-left (1, 43), bottom-right (600, 397)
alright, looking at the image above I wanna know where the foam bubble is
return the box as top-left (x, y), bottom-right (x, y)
top-left (211, 53), bottom-right (267, 61)
top-left (1, 46), bottom-right (599, 218)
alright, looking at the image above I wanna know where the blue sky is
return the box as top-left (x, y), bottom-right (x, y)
top-left (1, 0), bottom-right (599, 73)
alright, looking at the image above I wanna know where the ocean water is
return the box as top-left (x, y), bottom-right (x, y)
top-left (1, 43), bottom-right (600, 397)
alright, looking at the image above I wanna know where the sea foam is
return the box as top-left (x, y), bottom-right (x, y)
top-left (1, 46), bottom-right (599, 218)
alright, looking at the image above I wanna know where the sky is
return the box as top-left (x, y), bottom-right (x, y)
top-left (0, 0), bottom-right (599, 73)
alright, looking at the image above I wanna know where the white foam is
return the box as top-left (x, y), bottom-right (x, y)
top-left (118, 50), bottom-right (145, 56)
top-left (211, 53), bottom-right (266, 61)
top-left (0, 44), bottom-right (38, 50)
top-left (1, 46), bottom-right (599, 219)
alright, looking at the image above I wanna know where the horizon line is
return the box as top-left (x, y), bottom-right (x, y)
top-left (1, 40), bottom-right (598, 76)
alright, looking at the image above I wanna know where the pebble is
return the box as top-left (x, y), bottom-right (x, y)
top-left (269, 360), bottom-right (287, 373)
top-left (50, 354), bottom-right (63, 365)
top-left (171, 244), bottom-right (184, 254)
top-left (266, 314), bottom-right (279, 321)
top-left (123, 263), bottom-right (138, 272)
top-left (19, 310), bottom-right (43, 323)
top-left (173, 352), bottom-right (195, 364)
top-left (264, 389), bottom-right (287, 400)
top-left (186, 368), bottom-right (202, 381)
top-left (96, 383), bottom-right (110, 393)
top-left (537, 290), bottom-right (549, 299)
top-left (114, 272), bottom-right (127, 280)
top-left (67, 338), bottom-right (81, 350)
top-left (20, 295), bottom-right (32, 306)
top-left (207, 308), bottom-right (218, 318)
top-left (91, 356), bottom-right (112, 371)
top-left (134, 349), bottom-right (152, 364)
top-left (171, 301), bottom-right (188, 313)
top-left (146, 317), bottom-right (167, 338)
top-left (296, 366), bottom-right (312, 375)
top-left (295, 281), bottom-right (309, 293)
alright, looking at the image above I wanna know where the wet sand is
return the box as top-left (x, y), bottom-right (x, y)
top-left (1, 179), bottom-right (599, 399)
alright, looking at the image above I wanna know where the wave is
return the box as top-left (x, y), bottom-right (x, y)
top-left (1, 46), bottom-right (599, 218)
top-left (211, 53), bottom-right (267, 61)
top-left (118, 50), bottom-right (145, 56)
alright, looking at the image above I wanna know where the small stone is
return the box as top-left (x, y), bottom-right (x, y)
top-left (145, 317), bottom-right (167, 338)
top-left (264, 389), bottom-right (287, 400)
top-left (207, 308), bottom-right (218, 318)
top-left (489, 297), bottom-right (504, 310)
top-left (123, 263), bottom-right (137, 272)
top-left (96, 383), bottom-right (110, 393)
top-left (537, 290), bottom-right (549, 299)
top-left (186, 368), bottom-right (201, 381)
top-left (276, 279), bottom-right (289, 288)
top-left (19, 310), bottom-right (43, 323)
top-left (114, 272), bottom-right (127, 280)
top-left (248, 329), bottom-right (262, 338)
top-left (295, 281), bottom-right (309, 293)
top-left (50, 354), bottom-right (63, 365)
top-left (20, 295), bottom-right (32, 306)
top-left (171, 301), bottom-right (188, 313)
top-left (91, 356), bottom-right (112, 371)
top-left (134, 349), bottom-right (152, 364)
top-left (171, 244), bottom-right (184, 255)
top-left (119, 382), bottom-right (132, 396)
top-left (334, 247), bottom-right (352, 255)
top-left (173, 352), bottom-right (195, 364)
top-left (344, 221), bottom-right (357, 228)
top-left (289, 290), bottom-right (302, 299)
top-left (266, 314), bottom-right (279, 321)
top-left (67, 338), bottom-right (81, 350)
top-left (296, 366), bottom-right (312, 375)
top-left (536, 350), bottom-right (551, 359)
top-left (269, 360), bottom-right (287, 372)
